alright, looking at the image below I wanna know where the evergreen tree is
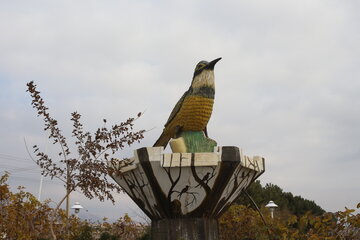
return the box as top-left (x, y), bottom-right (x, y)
top-left (237, 180), bottom-right (325, 216)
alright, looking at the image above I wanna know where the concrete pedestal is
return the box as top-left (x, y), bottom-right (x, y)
top-left (111, 146), bottom-right (265, 239)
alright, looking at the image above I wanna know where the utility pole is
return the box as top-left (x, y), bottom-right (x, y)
top-left (66, 163), bottom-right (71, 240)
top-left (38, 174), bottom-right (44, 201)
top-left (66, 164), bottom-right (70, 217)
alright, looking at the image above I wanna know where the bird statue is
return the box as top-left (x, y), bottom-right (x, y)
top-left (154, 57), bottom-right (221, 149)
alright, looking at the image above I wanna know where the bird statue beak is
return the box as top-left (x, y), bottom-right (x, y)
top-left (206, 57), bottom-right (222, 70)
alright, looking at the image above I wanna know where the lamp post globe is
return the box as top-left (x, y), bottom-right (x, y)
top-left (71, 202), bottom-right (83, 215)
top-left (265, 200), bottom-right (278, 219)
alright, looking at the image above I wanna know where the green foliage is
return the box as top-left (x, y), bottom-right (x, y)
top-left (2, 172), bottom-right (360, 239)
top-left (72, 224), bottom-right (94, 240)
top-left (0, 172), bottom-right (55, 239)
top-left (220, 204), bottom-right (360, 240)
top-left (237, 180), bottom-right (325, 216)
top-left (137, 226), bottom-right (151, 240)
top-left (99, 232), bottom-right (119, 240)
top-left (1, 172), bottom-right (148, 240)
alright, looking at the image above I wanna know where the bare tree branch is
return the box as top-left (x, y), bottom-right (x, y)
top-left (26, 81), bottom-right (145, 240)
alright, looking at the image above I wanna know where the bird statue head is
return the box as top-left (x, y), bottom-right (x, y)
top-left (191, 57), bottom-right (221, 88)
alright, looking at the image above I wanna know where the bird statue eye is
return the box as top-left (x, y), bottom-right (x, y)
top-left (195, 63), bottom-right (206, 71)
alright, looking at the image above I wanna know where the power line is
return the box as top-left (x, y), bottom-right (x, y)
top-left (6, 175), bottom-right (58, 183)
top-left (0, 153), bottom-right (32, 163)
top-left (0, 161), bottom-right (39, 174)
top-left (0, 162), bottom-right (34, 168)
top-left (2, 167), bottom-right (39, 174)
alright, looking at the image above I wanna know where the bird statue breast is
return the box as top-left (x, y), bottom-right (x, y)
top-left (154, 57), bottom-right (221, 153)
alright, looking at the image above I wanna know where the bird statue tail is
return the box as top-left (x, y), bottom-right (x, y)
top-left (153, 132), bottom-right (171, 148)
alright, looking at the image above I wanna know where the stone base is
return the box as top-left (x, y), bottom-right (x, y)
top-left (151, 218), bottom-right (219, 240)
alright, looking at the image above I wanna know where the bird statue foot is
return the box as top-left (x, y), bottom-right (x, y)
top-left (169, 131), bottom-right (217, 153)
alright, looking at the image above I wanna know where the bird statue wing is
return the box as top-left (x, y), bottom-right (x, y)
top-left (153, 90), bottom-right (190, 147)
top-left (164, 89), bottom-right (190, 127)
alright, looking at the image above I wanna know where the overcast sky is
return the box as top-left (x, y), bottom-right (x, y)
top-left (1, 0), bottom-right (359, 221)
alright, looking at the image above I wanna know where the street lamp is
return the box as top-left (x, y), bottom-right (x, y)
top-left (71, 202), bottom-right (83, 215)
top-left (265, 200), bottom-right (278, 219)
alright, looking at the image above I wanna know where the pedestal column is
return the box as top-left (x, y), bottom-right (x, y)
top-left (151, 218), bottom-right (219, 240)
top-left (111, 146), bottom-right (265, 240)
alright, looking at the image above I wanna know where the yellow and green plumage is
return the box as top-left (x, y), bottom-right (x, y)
top-left (154, 58), bottom-right (221, 148)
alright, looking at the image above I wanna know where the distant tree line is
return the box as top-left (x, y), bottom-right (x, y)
top-left (236, 180), bottom-right (325, 216)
